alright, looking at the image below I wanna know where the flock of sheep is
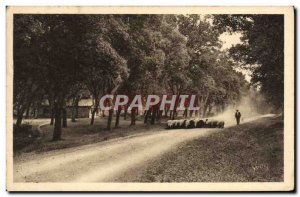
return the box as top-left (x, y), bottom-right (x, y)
top-left (166, 118), bottom-right (225, 129)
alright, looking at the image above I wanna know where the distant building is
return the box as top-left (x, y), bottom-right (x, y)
top-left (38, 99), bottom-right (93, 118)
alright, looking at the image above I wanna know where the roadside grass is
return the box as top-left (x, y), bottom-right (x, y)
top-left (13, 116), bottom-right (166, 155)
top-left (118, 116), bottom-right (283, 182)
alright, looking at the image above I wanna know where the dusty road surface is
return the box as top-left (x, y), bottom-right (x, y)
top-left (14, 114), bottom-right (275, 182)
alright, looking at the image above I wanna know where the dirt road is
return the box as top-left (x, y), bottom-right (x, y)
top-left (13, 114), bottom-right (275, 182)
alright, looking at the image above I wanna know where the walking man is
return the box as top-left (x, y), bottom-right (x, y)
top-left (235, 110), bottom-right (241, 125)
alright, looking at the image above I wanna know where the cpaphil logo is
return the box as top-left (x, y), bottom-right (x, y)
top-left (98, 95), bottom-right (200, 111)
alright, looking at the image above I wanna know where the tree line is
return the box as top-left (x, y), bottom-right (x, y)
top-left (14, 14), bottom-right (254, 140)
top-left (213, 14), bottom-right (284, 110)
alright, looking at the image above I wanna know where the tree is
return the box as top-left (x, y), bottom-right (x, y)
top-left (159, 16), bottom-right (191, 119)
top-left (67, 83), bottom-right (86, 123)
top-left (177, 15), bottom-right (222, 117)
top-left (14, 13), bottom-right (251, 136)
top-left (213, 14), bottom-right (284, 111)
top-left (13, 15), bottom-right (46, 127)
top-left (16, 15), bottom-right (86, 140)
top-left (75, 15), bottom-right (129, 127)
top-left (116, 15), bottom-right (166, 125)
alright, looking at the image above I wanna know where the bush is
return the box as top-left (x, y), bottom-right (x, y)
top-left (13, 123), bottom-right (40, 152)
top-left (14, 123), bottom-right (32, 133)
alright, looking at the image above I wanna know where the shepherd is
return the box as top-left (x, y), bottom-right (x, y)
top-left (235, 110), bottom-right (241, 125)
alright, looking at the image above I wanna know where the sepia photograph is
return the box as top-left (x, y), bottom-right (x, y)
top-left (6, 6), bottom-right (294, 191)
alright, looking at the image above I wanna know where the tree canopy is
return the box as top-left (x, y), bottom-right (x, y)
top-left (213, 14), bottom-right (284, 110)
top-left (14, 14), bottom-right (250, 140)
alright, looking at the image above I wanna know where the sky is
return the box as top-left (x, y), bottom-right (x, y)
top-left (219, 32), bottom-right (252, 82)
top-left (203, 15), bottom-right (252, 82)
top-left (219, 32), bottom-right (242, 51)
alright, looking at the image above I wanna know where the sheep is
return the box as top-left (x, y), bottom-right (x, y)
top-left (204, 119), bottom-right (225, 128)
top-left (204, 119), bottom-right (218, 128)
top-left (166, 120), bottom-right (175, 129)
top-left (185, 119), bottom-right (196, 128)
top-left (184, 119), bottom-right (190, 128)
top-left (217, 121), bottom-right (225, 128)
top-left (195, 118), bottom-right (205, 128)
top-left (166, 119), bottom-right (186, 129)
top-left (194, 118), bottom-right (200, 126)
top-left (211, 120), bottom-right (219, 128)
top-left (171, 120), bottom-right (178, 129)
top-left (179, 119), bottom-right (187, 128)
top-left (174, 120), bottom-right (182, 129)
top-left (204, 119), bottom-right (209, 128)
top-left (174, 119), bottom-right (184, 129)
top-left (167, 118), bottom-right (225, 130)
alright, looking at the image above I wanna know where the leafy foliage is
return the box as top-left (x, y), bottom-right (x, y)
top-left (213, 15), bottom-right (284, 110)
top-left (14, 14), bottom-right (251, 139)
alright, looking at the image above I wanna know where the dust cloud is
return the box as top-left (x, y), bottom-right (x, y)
top-left (213, 91), bottom-right (274, 125)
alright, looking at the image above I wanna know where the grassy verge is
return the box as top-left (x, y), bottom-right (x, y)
top-left (13, 117), bottom-right (165, 155)
top-left (117, 116), bottom-right (283, 182)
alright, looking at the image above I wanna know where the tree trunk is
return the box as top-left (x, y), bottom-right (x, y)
top-left (203, 104), bottom-right (209, 118)
top-left (151, 109), bottom-right (157, 124)
top-left (48, 98), bottom-right (54, 125)
top-left (32, 105), bottom-right (36, 118)
top-left (71, 97), bottom-right (78, 122)
top-left (16, 110), bottom-right (24, 128)
top-left (189, 110), bottom-right (194, 118)
top-left (130, 109), bottom-right (136, 126)
top-left (157, 110), bottom-right (163, 121)
top-left (34, 108), bottom-right (38, 119)
top-left (25, 105), bottom-right (30, 119)
top-left (171, 96), bottom-right (179, 120)
top-left (50, 108), bottom-right (54, 125)
top-left (90, 98), bottom-right (99, 125)
top-left (34, 101), bottom-right (40, 119)
top-left (183, 108), bottom-right (188, 118)
top-left (62, 108), bottom-right (67, 128)
top-left (164, 109), bottom-right (169, 117)
top-left (144, 110), bottom-right (150, 124)
top-left (201, 94), bottom-right (210, 118)
top-left (90, 108), bottom-right (96, 125)
top-left (52, 103), bottom-right (62, 141)
top-left (172, 110), bottom-right (176, 120)
top-left (75, 100), bottom-right (79, 118)
top-left (115, 109), bottom-right (121, 128)
top-left (16, 101), bottom-right (30, 128)
top-left (124, 108), bottom-right (128, 120)
top-left (71, 106), bottom-right (76, 122)
top-left (208, 105), bottom-right (213, 117)
top-left (106, 109), bottom-right (113, 130)
top-left (169, 111), bottom-right (173, 119)
top-left (197, 97), bottom-right (201, 118)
